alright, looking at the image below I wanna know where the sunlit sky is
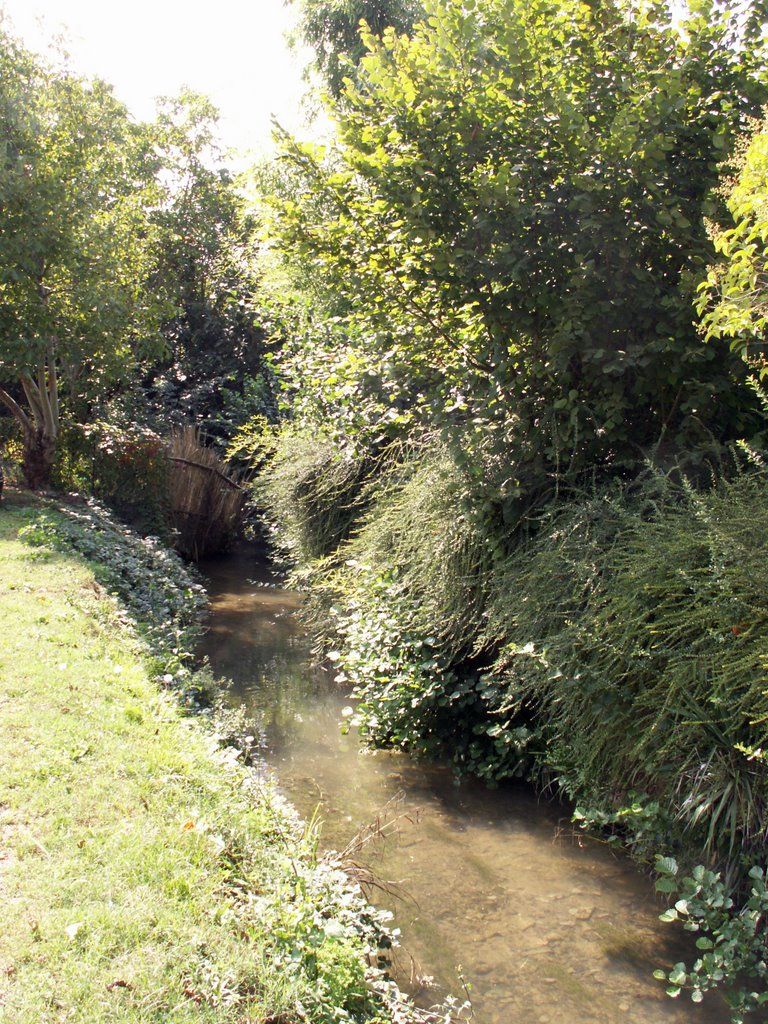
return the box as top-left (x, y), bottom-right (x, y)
top-left (0, 0), bottom-right (315, 160)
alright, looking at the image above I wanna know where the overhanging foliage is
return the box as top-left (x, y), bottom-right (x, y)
top-left (265, 0), bottom-right (768, 525)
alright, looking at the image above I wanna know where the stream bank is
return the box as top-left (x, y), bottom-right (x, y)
top-left (0, 497), bottom-right (410, 1024)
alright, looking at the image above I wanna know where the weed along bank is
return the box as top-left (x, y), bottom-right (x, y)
top-left (0, 496), bottom-right (425, 1024)
top-left (247, 442), bottom-right (768, 1023)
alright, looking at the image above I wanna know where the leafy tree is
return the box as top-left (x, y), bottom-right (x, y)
top-left (266, 0), bottom-right (768, 523)
top-left (697, 113), bottom-right (768, 375)
top-left (137, 93), bottom-right (274, 439)
top-left (0, 28), bottom-right (166, 487)
top-left (289, 0), bottom-right (423, 97)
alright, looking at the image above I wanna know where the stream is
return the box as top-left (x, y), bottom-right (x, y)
top-left (199, 547), bottom-right (730, 1024)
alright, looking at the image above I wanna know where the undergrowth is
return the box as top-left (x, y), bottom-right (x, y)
top-left (484, 469), bottom-right (768, 878)
top-left (254, 431), bottom-right (373, 565)
top-left (255, 428), bottom-right (768, 1018)
top-left (308, 451), bottom-right (530, 781)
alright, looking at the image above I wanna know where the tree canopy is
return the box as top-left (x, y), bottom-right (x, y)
top-left (265, 0), bottom-right (768, 522)
top-left (135, 92), bottom-right (271, 439)
top-left (0, 28), bottom-right (166, 485)
top-left (697, 113), bottom-right (768, 375)
top-left (289, 0), bottom-right (423, 96)
top-left (0, 31), bottom-right (268, 487)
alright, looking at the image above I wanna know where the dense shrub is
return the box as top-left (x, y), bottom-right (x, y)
top-left (266, 446), bottom-right (768, 882)
top-left (254, 430), bottom-right (374, 565)
top-left (483, 468), bottom-right (768, 879)
top-left (53, 422), bottom-right (170, 537)
top-left (264, 0), bottom-right (767, 532)
top-left (263, 443), bottom-right (534, 779)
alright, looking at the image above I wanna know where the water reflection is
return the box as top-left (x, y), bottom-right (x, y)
top-left (199, 547), bottom-right (729, 1024)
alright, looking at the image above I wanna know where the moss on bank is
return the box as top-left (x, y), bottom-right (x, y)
top-left (0, 496), bottom-right (413, 1024)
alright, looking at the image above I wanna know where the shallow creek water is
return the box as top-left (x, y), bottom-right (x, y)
top-left (199, 548), bottom-right (729, 1024)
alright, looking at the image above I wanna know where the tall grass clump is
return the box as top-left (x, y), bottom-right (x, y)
top-left (254, 429), bottom-right (374, 566)
top-left (484, 468), bottom-right (768, 879)
top-left (301, 445), bottom-right (537, 780)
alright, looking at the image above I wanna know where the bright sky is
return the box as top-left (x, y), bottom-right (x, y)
top-left (0, 0), bottom-right (314, 160)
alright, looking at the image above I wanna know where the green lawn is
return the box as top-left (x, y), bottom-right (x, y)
top-left (0, 499), bottom-right (397, 1024)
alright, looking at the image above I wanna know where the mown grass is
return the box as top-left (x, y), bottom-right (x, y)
top-left (0, 499), bottom-right (400, 1024)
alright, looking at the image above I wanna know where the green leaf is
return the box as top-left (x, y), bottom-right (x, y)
top-left (669, 964), bottom-right (688, 987)
top-left (655, 856), bottom-right (678, 876)
top-left (655, 878), bottom-right (678, 893)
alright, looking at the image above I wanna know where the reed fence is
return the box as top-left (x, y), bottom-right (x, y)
top-left (168, 426), bottom-right (244, 560)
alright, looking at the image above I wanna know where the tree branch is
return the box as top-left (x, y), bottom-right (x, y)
top-left (36, 346), bottom-right (57, 437)
top-left (0, 387), bottom-right (33, 437)
top-left (47, 338), bottom-right (60, 432)
top-left (21, 373), bottom-right (45, 429)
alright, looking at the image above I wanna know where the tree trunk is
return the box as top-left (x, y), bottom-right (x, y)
top-left (22, 428), bottom-right (56, 490)
top-left (0, 340), bottom-right (61, 490)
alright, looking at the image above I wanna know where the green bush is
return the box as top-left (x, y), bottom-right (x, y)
top-left (254, 429), bottom-right (374, 565)
top-left (289, 446), bottom-right (536, 780)
top-left (53, 421), bottom-right (170, 537)
top-left (653, 858), bottom-right (768, 1022)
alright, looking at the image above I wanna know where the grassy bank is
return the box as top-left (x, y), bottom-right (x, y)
top-left (254, 437), bottom-right (768, 1020)
top-left (0, 495), bottom-right (411, 1024)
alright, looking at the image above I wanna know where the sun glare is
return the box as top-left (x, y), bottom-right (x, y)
top-left (0, 0), bottom-right (310, 156)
